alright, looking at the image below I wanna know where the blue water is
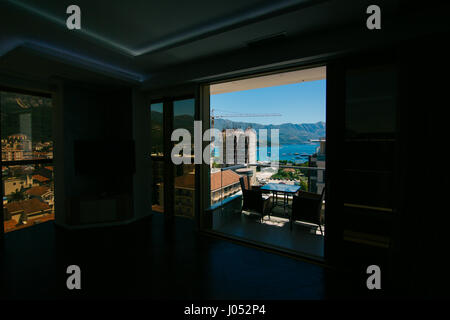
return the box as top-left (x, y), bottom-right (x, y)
top-left (258, 143), bottom-right (319, 163)
top-left (213, 143), bottom-right (319, 164)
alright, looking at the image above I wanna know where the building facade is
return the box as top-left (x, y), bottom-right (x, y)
top-left (221, 128), bottom-right (256, 166)
top-left (308, 138), bottom-right (326, 194)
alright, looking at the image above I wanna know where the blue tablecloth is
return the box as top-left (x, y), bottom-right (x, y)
top-left (260, 183), bottom-right (300, 193)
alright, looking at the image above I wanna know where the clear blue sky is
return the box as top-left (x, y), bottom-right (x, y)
top-left (211, 79), bottom-right (326, 125)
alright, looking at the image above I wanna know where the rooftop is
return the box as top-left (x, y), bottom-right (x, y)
top-left (174, 170), bottom-right (241, 192)
top-left (32, 174), bottom-right (50, 182)
top-left (4, 198), bottom-right (51, 215)
top-left (25, 186), bottom-right (51, 197)
top-left (211, 170), bottom-right (241, 192)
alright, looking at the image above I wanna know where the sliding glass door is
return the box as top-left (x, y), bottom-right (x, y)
top-left (150, 96), bottom-right (196, 218)
top-left (173, 98), bottom-right (196, 218)
top-left (150, 102), bottom-right (165, 213)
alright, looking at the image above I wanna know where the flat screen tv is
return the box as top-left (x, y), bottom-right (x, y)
top-left (74, 140), bottom-right (135, 176)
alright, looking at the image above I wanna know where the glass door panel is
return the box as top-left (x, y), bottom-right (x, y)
top-left (173, 98), bottom-right (195, 218)
top-left (150, 102), bottom-right (164, 213)
top-left (150, 97), bottom-right (196, 218)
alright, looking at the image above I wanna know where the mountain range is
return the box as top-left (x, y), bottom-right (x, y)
top-left (1, 92), bottom-right (52, 142)
top-left (213, 118), bottom-right (325, 144)
top-left (150, 110), bottom-right (325, 145)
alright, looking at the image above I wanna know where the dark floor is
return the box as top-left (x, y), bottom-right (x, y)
top-left (213, 205), bottom-right (324, 259)
top-left (0, 214), bottom-right (370, 300)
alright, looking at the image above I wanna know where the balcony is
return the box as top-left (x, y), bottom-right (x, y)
top-left (208, 164), bottom-right (325, 259)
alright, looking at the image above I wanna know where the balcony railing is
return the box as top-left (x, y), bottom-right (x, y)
top-left (210, 163), bottom-right (325, 207)
top-left (208, 163), bottom-right (326, 238)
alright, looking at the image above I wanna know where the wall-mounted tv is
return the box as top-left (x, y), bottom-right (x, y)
top-left (74, 140), bottom-right (135, 176)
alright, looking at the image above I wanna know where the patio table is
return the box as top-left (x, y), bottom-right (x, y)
top-left (260, 183), bottom-right (301, 215)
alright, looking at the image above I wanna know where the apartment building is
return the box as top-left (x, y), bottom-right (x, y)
top-left (3, 175), bottom-right (35, 196)
top-left (210, 170), bottom-right (242, 205)
top-left (309, 138), bottom-right (326, 194)
top-left (221, 128), bottom-right (257, 166)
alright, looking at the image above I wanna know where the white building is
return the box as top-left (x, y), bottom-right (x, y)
top-left (3, 175), bottom-right (36, 196)
top-left (309, 138), bottom-right (326, 194)
top-left (221, 128), bottom-right (256, 166)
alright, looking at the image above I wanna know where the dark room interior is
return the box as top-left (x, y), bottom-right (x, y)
top-left (1, 0), bottom-right (450, 305)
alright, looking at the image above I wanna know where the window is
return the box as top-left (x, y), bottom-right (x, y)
top-left (1, 90), bottom-right (54, 233)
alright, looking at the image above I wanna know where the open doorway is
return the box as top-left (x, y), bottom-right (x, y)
top-left (205, 66), bottom-right (326, 259)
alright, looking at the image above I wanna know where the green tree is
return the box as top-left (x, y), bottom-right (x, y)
top-left (9, 191), bottom-right (25, 202)
top-left (299, 178), bottom-right (308, 192)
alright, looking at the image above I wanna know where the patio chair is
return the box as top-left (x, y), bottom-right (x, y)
top-left (240, 177), bottom-right (272, 222)
top-left (239, 175), bottom-right (250, 191)
top-left (290, 187), bottom-right (325, 234)
top-left (239, 175), bottom-right (264, 190)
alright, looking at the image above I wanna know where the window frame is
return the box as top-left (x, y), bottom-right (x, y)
top-left (0, 86), bottom-right (54, 237)
top-left (149, 94), bottom-right (197, 219)
top-left (197, 62), bottom-right (329, 263)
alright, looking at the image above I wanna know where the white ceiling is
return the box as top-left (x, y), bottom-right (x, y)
top-left (210, 66), bottom-right (326, 94)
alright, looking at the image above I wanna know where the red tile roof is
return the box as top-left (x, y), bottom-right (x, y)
top-left (32, 174), bottom-right (50, 182)
top-left (210, 170), bottom-right (241, 192)
top-left (25, 186), bottom-right (51, 197)
top-left (5, 198), bottom-right (51, 215)
top-left (4, 213), bottom-right (54, 233)
top-left (173, 170), bottom-right (241, 192)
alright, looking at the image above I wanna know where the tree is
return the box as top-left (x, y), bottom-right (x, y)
top-left (9, 191), bottom-right (25, 202)
top-left (299, 178), bottom-right (308, 192)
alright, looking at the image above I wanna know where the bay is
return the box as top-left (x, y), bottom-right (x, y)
top-left (257, 143), bottom-right (320, 163)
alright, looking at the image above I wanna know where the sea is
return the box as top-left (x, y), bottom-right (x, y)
top-left (257, 143), bottom-right (320, 164)
top-left (213, 143), bottom-right (320, 164)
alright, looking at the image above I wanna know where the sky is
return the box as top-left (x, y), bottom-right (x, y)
top-left (210, 79), bottom-right (326, 125)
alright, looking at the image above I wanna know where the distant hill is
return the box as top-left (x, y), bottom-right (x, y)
top-left (0, 92), bottom-right (52, 142)
top-left (149, 111), bottom-right (325, 145)
top-left (213, 118), bottom-right (325, 144)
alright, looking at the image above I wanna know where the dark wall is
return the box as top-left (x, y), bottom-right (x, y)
top-left (391, 32), bottom-right (450, 297)
top-left (56, 80), bottom-right (134, 225)
top-left (324, 32), bottom-right (450, 298)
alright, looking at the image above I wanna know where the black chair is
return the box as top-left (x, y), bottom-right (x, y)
top-left (240, 177), bottom-right (272, 222)
top-left (290, 187), bottom-right (325, 234)
top-left (239, 175), bottom-right (250, 191)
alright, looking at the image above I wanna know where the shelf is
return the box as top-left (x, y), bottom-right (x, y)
top-left (344, 203), bottom-right (393, 213)
top-left (344, 138), bottom-right (396, 142)
top-left (344, 168), bottom-right (393, 174)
